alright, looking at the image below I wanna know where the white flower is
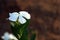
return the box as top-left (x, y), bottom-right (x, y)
top-left (8, 11), bottom-right (31, 24)
top-left (1, 32), bottom-right (18, 40)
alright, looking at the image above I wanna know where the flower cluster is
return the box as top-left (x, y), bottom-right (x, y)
top-left (8, 11), bottom-right (31, 24)
top-left (1, 11), bottom-right (32, 40)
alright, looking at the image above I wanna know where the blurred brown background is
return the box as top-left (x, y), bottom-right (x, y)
top-left (0, 0), bottom-right (60, 40)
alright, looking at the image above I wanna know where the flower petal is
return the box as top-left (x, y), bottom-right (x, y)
top-left (1, 32), bottom-right (18, 40)
top-left (1, 32), bottom-right (10, 40)
top-left (9, 34), bottom-right (18, 40)
top-left (9, 12), bottom-right (19, 21)
top-left (19, 16), bottom-right (26, 24)
top-left (19, 11), bottom-right (31, 19)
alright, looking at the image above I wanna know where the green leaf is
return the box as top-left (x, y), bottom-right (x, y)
top-left (19, 29), bottom-right (28, 40)
top-left (11, 20), bottom-right (30, 39)
top-left (18, 20), bottom-right (30, 38)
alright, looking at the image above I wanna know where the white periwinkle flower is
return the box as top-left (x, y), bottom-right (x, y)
top-left (1, 32), bottom-right (18, 40)
top-left (8, 11), bottom-right (31, 24)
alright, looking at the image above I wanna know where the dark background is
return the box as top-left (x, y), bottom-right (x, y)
top-left (0, 0), bottom-right (60, 40)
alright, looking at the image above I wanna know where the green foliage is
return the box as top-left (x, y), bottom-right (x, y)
top-left (19, 29), bottom-right (28, 40)
top-left (10, 20), bottom-right (36, 40)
